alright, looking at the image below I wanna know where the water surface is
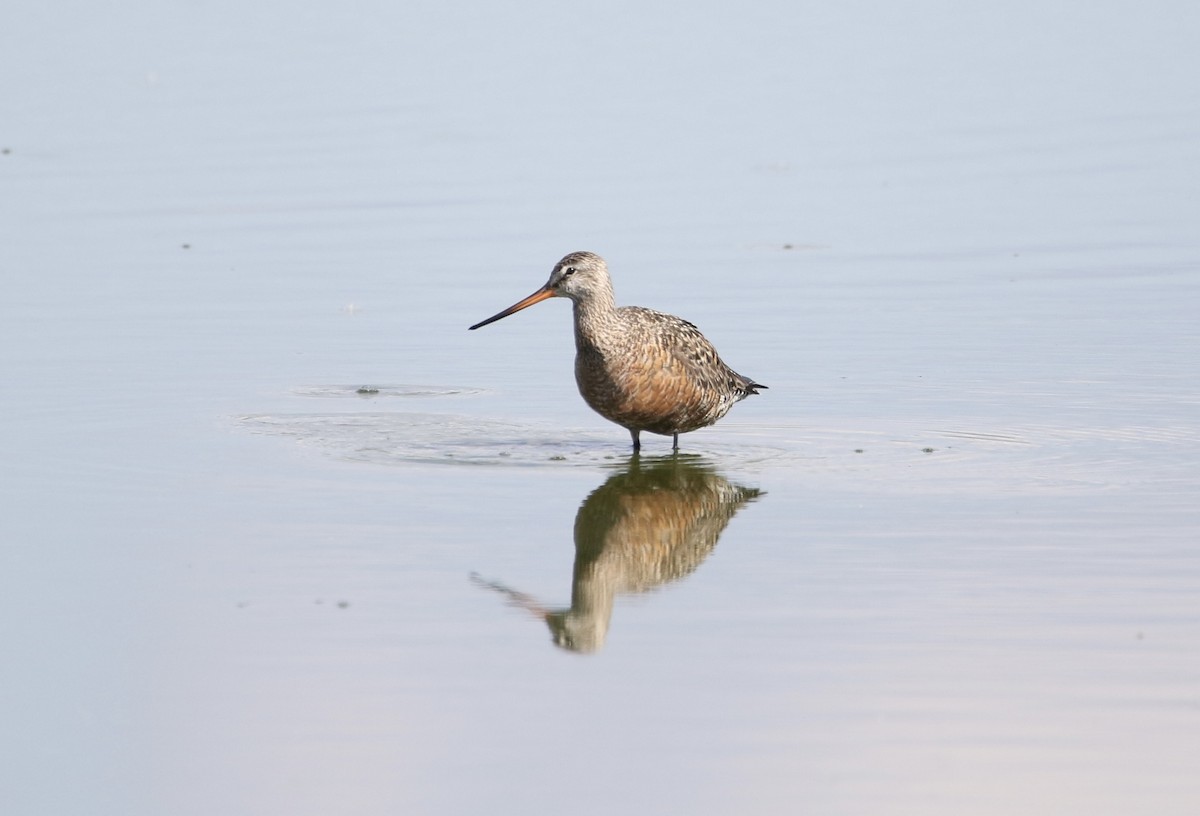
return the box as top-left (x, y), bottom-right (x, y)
top-left (3, 2), bottom-right (1199, 814)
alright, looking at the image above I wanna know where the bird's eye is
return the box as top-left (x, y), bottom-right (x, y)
top-left (564, 267), bottom-right (577, 276)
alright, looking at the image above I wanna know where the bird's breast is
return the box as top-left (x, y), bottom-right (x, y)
top-left (573, 340), bottom-right (724, 434)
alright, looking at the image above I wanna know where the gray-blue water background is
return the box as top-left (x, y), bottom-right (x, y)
top-left (3, 2), bottom-right (1198, 814)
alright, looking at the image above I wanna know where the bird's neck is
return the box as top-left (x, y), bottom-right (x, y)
top-left (571, 290), bottom-right (617, 346)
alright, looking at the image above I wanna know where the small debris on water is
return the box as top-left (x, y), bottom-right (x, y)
top-left (549, 455), bottom-right (566, 461)
top-left (356, 386), bottom-right (380, 395)
top-left (922, 447), bottom-right (935, 454)
top-left (337, 600), bottom-right (350, 609)
top-left (854, 448), bottom-right (864, 454)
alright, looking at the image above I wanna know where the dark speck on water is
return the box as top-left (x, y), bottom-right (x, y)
top-left (356, 386), bottom-right (380, 395)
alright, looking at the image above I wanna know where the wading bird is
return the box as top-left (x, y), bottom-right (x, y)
top-left (469, 252), bottom-right (766, 451)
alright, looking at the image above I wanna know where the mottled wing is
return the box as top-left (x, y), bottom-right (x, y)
top-left (612, 307), bottom-right (748, 433)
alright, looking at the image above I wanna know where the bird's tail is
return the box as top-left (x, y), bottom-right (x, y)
top-left (734, 372), bottom-right (767, 398)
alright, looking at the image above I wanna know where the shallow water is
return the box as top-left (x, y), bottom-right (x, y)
top-left (3, 2), bottom-right (1200, 814)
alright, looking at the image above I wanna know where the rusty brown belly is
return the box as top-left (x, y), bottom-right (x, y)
top-left (574, 347), bottom-right (727, 435)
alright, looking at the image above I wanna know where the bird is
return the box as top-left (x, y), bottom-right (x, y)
top-left (472, 456), bottom-right (763, 652)
top-left (468, 251), bottom-right (766, 451)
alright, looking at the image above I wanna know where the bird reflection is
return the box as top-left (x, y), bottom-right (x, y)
top-left (472, 455), bottom-right (763, 653)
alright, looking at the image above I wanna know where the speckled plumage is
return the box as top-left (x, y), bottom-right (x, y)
top-left (472, 457), bottom-right (762, 652)
top-left (469, 251), bottom-right (766, 450)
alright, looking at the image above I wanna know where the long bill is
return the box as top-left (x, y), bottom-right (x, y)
top-left (468, 285), bottom-right (555, 330)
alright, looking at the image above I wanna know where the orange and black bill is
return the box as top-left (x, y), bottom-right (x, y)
top-left (468, 285), bottom-right (555, 330)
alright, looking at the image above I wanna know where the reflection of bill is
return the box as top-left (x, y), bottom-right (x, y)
top-left (473, 456), bottom-right (764, 653)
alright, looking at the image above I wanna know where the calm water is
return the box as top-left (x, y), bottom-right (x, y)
top-left (3, 2), bottom-right (1199, 814)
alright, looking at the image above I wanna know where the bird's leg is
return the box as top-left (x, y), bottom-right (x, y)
top-left (630, 429), bottom-right (641, 453)
top-left (672, 432), bottom-right (679, 451)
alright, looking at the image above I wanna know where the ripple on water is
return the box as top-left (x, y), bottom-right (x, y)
top-left (290, 384), bottom-right (487, 399)
top-left (237, 411), bottom-right (789, 468)
top-left (241, 411), bottom-right (612, 466)
top-left (237, 386), bottom-right (1200, 493)
top-left (732, 419), bottom-right (1200, 496)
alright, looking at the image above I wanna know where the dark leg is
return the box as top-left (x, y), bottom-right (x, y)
top-left (630, 429), bottom-right (641, 452)
top-left (672, 432), bottom-right (679, 451)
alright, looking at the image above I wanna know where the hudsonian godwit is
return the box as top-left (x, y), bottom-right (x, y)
top-left (469, 251), bottom-right (766, 451)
